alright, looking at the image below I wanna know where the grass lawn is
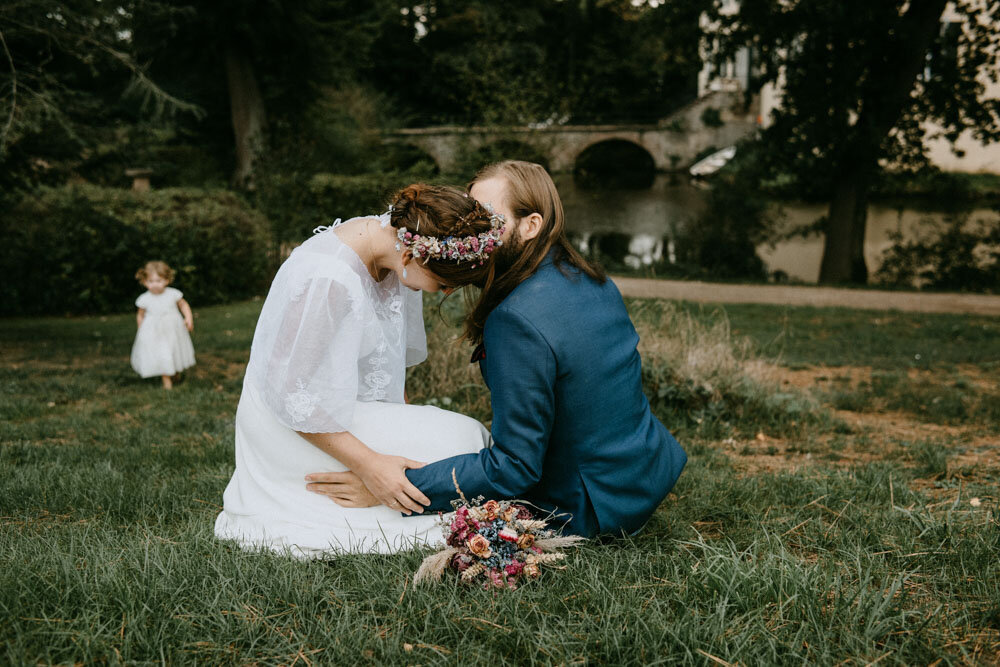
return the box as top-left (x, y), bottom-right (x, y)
top-left (2, 296), bottom-right (998, 665)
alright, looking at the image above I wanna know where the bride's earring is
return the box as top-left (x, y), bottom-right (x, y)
top-left (402, 267), bottom-right (408, 279)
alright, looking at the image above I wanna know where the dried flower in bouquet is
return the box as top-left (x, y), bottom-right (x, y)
top-left (413, 470), bottom-right (585, 590)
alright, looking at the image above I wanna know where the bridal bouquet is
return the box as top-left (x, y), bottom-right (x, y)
top-left (413, 477), bottom-right (584, 590)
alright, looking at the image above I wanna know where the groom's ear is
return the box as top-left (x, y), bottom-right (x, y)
top-left (519, 212), bottom-right (544, 241)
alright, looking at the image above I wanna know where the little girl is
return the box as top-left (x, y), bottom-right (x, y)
top-left (131, 261), bottom-right (196, 389)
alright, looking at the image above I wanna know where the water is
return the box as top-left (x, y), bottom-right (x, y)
top-left (555, 174), bottom-right (1000, 282)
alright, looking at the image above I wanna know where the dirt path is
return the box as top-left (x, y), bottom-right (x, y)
top-left (612, 276), bottom-right (1000, 316)
top-left (723, 364), bottom-right (1000, 484)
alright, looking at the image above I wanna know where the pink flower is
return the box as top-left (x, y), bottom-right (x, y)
top-left (467, 534), bottom-right (492, 558)
top-left (488, 570), bottom-right (505, 588)
top-left (504, 562), bottom-right (524, 577)
top-left (452, 553), bottom-right (472, 572)
top-left (447, 527), bottom-right (470, 547)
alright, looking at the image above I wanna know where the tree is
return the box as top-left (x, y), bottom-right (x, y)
top-left (132, 0), bottom-right (383, 189)
top-left (0, 1), bottom-right (201, 199)
top-left (707, 0), bottom-right (1000, 284)
top-left (365, 0), bottom-right (705, 126)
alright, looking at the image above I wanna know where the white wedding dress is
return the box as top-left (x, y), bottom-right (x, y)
top-left (214, 215), bottom-right (489, 558)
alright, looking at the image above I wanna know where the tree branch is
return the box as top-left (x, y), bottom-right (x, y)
top-left (0, 29), bottom-right (16, 155)
top-left (88, 40), bottom-right (205, 120)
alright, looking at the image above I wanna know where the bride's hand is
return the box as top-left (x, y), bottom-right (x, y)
top-left (306, 471), bottom-right (380, 508)
top-left (306, 455), bottom-right (429, 514)
top-left (355, 454), bottom-right (430, 514)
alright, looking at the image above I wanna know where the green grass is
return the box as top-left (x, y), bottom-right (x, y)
top-left (2, 299), bottom-right (998, 664)
top-left (659, 301), bottom-right (1000, 369)
top-left (821, 371), bottom-right (1000, 427)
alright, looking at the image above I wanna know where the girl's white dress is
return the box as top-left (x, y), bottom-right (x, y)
top-left (214, 215), bottom-right (489, 557)
top-left (131, 287), bottom-right (196, 378)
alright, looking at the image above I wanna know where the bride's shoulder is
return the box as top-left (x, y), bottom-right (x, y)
top-left (274, 232), bottom-right (364, 291)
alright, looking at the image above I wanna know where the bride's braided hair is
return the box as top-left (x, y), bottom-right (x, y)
top-left (387, 184), bottom-right (502, 287)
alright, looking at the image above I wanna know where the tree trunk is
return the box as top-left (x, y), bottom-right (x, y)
top-left (817, 0), bottom-right (949, 284)
top-left (225, 45), bottom-right (266, 190)
top-left (819, 165), bottom-right (872, 284)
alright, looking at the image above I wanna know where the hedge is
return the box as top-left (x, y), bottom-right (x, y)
top-left (256, 172), bottom-right (435, 243)
top-left (1, 185), bottom-right (274, 316)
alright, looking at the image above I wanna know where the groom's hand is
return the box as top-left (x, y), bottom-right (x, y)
top-left (305, 471), bottom-right (380, 508)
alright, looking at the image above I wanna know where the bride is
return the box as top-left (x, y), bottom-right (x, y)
top-left (214, 184), bottom-right (506, 557)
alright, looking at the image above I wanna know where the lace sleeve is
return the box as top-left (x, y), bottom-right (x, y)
top-left (248, 271), bottom-right (365, 434)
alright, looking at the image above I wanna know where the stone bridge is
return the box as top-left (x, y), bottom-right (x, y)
top-left (385, 91), bottom-right (758, 173)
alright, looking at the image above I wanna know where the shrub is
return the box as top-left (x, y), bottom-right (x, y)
top-left (1, 185), bottom-right (274, 316)
top-left (871, 169), bottom-right (1000, 205)
top-left (451, 137), bottom-right (552, 179)
top-left (308, 172), bottom-right (413, 218)
top-left (875, 215), bottom-right (1000, 293)
top-left (656, 141), bottom-right (774, 281)
top-left (699, 107), bottom-right (724, 128)
top-left (255, 171), bottom-right (437, 243)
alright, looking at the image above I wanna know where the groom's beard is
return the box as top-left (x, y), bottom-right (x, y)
top-left (490, 224), bottom-right (525, 276)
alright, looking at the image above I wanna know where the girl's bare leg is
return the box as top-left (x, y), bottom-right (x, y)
top-left (161, 375), bottom-right (173, 390)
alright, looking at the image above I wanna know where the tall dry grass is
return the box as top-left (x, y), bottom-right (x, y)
top-left (629, 299), bottom-right (820, 438)
top-left (408, 294), bottom-right (821, 438)
top-left (406, 294), bottom-right (493, 423)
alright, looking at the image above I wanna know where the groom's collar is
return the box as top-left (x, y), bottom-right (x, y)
top-left (539, 246), bottom-right (558, 267)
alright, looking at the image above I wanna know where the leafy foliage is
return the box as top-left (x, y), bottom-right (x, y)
top-left (1, 185), bottom-right (273, 315)
top-left (0, 1), bottom-right (204, 200)
top-left (708, 0), bottom-right (1000, 188)
top-left (682, 144), bottom-right (772, 280)
top-left (364, 0), bottom-right (705, 126)
top-left (256, 171), bottom-right (432, 244)
top-left (705, 0), bottom-right (1000, 282)
top-left (875, 215), bottom-right (1000, 293)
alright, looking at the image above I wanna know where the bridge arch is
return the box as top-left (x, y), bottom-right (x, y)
top-left (573, 138), bottom-right (656, 189)
top-left (384, 93), bottom-right (759, 173)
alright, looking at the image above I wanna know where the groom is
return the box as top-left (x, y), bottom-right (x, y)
top-left (309, 161), bottom-right (686, 538)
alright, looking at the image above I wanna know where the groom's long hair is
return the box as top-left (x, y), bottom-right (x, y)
top-left (463, 160), bottom-right (605, 345)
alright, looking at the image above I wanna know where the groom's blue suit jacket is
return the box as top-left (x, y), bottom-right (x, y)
top-left (406, 251), bottom-right (687, 537)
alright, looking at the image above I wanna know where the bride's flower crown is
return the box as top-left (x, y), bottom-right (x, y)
top-left (396, 203), bottom-right (506, 266)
